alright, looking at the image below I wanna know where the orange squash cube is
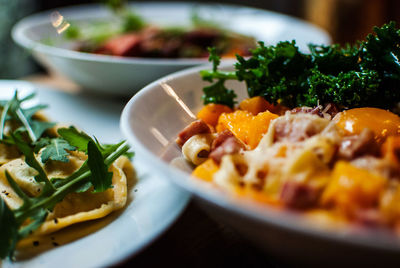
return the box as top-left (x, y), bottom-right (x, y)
top-left (217, 110), bottom-right (278, 149)
top-left (197, 103), bottom-right (233, 127)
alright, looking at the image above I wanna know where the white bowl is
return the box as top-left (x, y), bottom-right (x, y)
top-left (120, 63), bottom-right (400, 264)
top-left (12, 2), bottom-right (330, 96)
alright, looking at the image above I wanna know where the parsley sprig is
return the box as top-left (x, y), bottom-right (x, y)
top-left (0, 93), bottom-right (131, 259)
top-left (200, 22), bottom-right (400, 111)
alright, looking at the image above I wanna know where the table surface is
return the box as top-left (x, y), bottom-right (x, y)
top-left (21, 73), bottom-right (286, 268)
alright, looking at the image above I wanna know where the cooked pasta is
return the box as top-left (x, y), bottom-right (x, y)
top-left (177, 96), bottom-right (400, 232)
top-left (182, 133), bottom-right (215, 165)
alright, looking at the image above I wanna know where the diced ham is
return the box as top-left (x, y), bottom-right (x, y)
top-left (209, 136), bottom-right (245, 164)
top-left (322, 103), bottom-right (340, 118)
top-left (338, 128), bottom-right (379, 160)
top-left (273, 116), bottom-right (323, 143)
top-left (354, 209), bottom-right (382, 227)
top-left (280, 181), bottom-right (319, 209)
top-left (95, 34), bottom-right (141, 56)
top-left (176, 120), bottom-right (211, 147)
top-left (211, 129), bottom-right (234, 151)
top-left (290, 103), bottom-right (340, 119)
top-left (290, 106), bottom-right (323, 117)
top-left (183, 28), bottom-right (219, 47)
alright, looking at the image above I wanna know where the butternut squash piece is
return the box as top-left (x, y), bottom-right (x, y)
top-left (197, 103), bottom-right (233, 127)
top-left (239, 96), bottom-right (270, 115)
top-left (217, 110), bottom-right (278, 149)
top-left (381, 136), bottom-right (400, 164)
top-left (321, 161), bottom-right (386, 214)
top-left (239, 96), bottom-right (286, 115)
top-left (192, 158), bottom-right (219, 182)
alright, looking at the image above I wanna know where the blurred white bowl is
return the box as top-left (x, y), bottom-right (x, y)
top-left (12, 2), bottom-right (330, 96)
top-left (120, 63), bottom-right (400, 264)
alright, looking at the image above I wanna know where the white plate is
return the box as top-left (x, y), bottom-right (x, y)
top-left (12, 2), bottom-right (331, 96)
top-left (120, 64), bottom-right (400, 263)
top-left (0, 80), bottom-right (190, 267)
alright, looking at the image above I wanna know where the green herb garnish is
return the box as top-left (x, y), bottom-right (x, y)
top-left (0, 92), bottom-right (131, 259)
top-left (200, 22), bottom-right (400, 111)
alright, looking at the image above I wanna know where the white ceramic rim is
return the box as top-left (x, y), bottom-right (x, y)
top-left (0, 80), bottom-right (191, 267)
top-left (12, 1), bottom-right (330, 66)
top-left (120, 63), bottom-right (400, 254)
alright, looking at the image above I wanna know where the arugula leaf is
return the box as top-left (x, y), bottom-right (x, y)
top-left (33, 137), bottom-right (51, 153)
top-left (17, 208), bottom-right (48, 239)
top-left (87, 141), bottom-right (113, 193)
top-left (103, 143), bottom-right (135, 159)
top-left (74, 181), bottom-right (93, 193)
top-left (38, 138), bottom-right (76, 163)
top-left (11, 133), bottom-right (55, 193)
top-left (0, 98), bottom-right (12, 140)
top-left (0, 92), bottom-right (55, 142)
top-left (30, 121), bottom-right (56, 140)
top-left (22, 104), bottom-right (48, 119)
top-left (0, 198), bottom-right (19, 259)
top-left (58, 127), bottom-right (92, 153)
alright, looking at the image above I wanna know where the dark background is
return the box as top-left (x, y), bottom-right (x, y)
top-left (2, 0), bottom-right (400, 78)
top-left (36, 0), bottom-right (400, 44)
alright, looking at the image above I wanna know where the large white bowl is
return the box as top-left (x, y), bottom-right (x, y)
top-left (120, 64), bottom-right (400, 265)
top-left (12, 2), bottom-right (330, 96)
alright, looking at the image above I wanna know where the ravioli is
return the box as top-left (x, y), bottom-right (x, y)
top-left (0, 148), bottom-right (134, 238)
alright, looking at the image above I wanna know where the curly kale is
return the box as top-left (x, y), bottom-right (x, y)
top-left (200, 22), bottom-right (400, 111)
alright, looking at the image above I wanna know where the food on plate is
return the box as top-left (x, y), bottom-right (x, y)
top-left (0, 92), bottom-right (133, 259)
top-left (177, 22), bottom-right (400, 232)
top-left (62, 2), bottom-right (256, 58)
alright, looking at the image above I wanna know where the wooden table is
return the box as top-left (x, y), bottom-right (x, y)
top-left (21, 73), bottom-right (285, 268)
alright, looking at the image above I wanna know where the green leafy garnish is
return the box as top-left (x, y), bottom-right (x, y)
top-left (0, 92), bottom-right (55, 143)
top-left (0, 91), bottom-right (132, 259)
top-left (0, 198), bottom-right (18, 259)
top-left (64, 24), bottom-right (81, 40)
top-left (199, 47), bottom-right (237, 108)
top-left (87, 141), bottom-right (113, 192)
top-left (200, 22), bottom-right (400, 111)
top-left (35, 137), bottom-right (76, 163)
top-left (58, 126), bottom-right (92, 152)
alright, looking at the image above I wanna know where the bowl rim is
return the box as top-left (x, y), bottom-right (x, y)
top-left (11, 1), bottom-right (331, 66)
top-left (120, 62), bottom-right (400, 253)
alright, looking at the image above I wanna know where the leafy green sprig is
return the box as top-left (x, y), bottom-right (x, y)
top-left (200, 22), bottom-right (400, 111)
top-left (0, 94), bottom-right (131, 259)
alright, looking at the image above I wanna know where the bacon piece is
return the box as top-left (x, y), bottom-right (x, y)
top-left (183, 28), bottom-right (219, 47)
top-left (291, 103), bottom-right (340, 119)
top-left (95, 34), bottom-right (141, 56)
top-left (322, 103), bottom-right (340, 118)
top-left (209, 136), bottom-right (245, 164)
top-left (338, 128), bottom-right (379, 160)
top-left (290, 106), bottom-right (323, 117)
top-left (280, 182), bottom-right (319, 209)
top-left (273, 117), bottom-right (321, 143)
top-left (176, 120), bottom-right (211, 147)
top-left (211, 130), bottom-right (234, 151)
top-left (354, 209), bottom-right (382, 227)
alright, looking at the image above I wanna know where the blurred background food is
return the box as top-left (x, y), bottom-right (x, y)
top-left (1, 0), bottom-right (399, 79)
